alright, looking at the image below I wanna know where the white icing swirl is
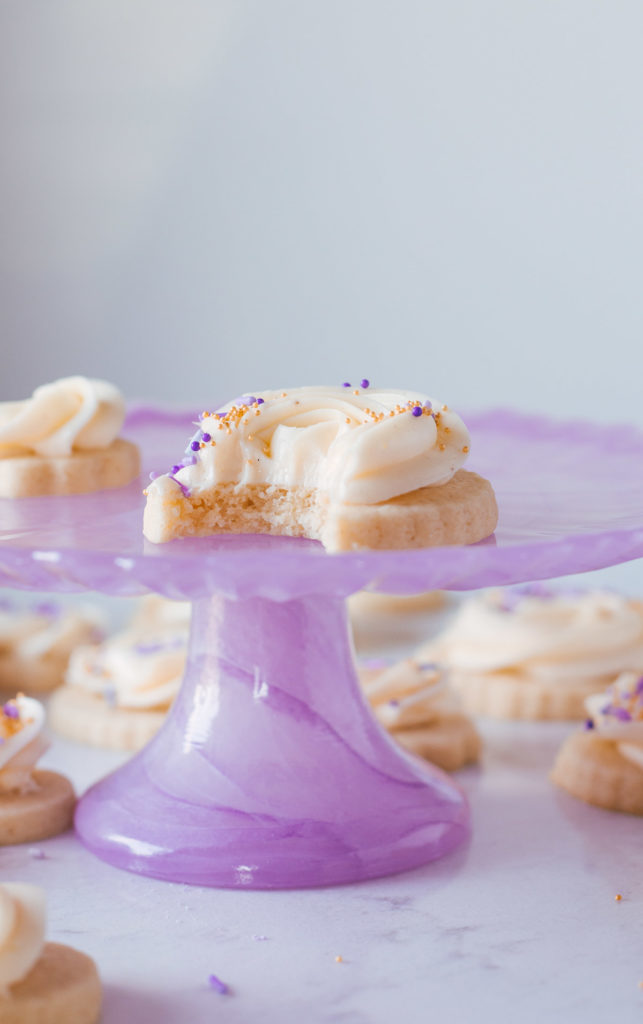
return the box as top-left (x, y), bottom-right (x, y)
top-left (152, 386), bottom-right (470, 507)
top-left (584, 672), bottom-right (643, 769)
top-left (0, 696), bottom-right (49, 795)
top-left (67, 628), bottom-right (187, 710)
top-left (0, 604), bottom-right (104, 662)
top-left (0, 376), bottom-right (125, 458)
top-left (360, 659), bottom-right (458, 729)
top-left (421, 590), bottom-right (643, 687)
top-left (0, 883), bottom-right (46, 994)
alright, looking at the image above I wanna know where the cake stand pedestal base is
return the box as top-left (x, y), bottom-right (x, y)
top-left (75, 592), bottom-right (469, 888)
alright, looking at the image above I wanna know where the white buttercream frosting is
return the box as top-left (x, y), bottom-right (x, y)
top-left (67, 627), bottom-right (187, 710)
top-left (0, 601), bottom-right (105, 662)
top-left (148, 386), bottom-right (471, 507)
top-left (0, 376), bottom-right (125, 458)
top-left (0, 883), bottom-right (46, 994)
top-left (584, 671), bottom-right (643, 769)
top-left (420, 589), bottom-right (643, 688)
top-left (361, 659), bottom-right (458, 730)
top-left (0, 696), bottom-right (48, 795)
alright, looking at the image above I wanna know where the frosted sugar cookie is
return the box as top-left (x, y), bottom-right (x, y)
top-left (551, 673), bottom-right (643, 814)
top-left (143, 384), bottom-right (498, 552)
top-left (0, 376), bottom-right (140, 497)
top-left (49, 623), bottom-right (187, 750)
top-left (0, 883), bottom-right (101, 1024)
top-left (0, 695), bottom-right (75, 846)
top-left (419, 587), bottom-right (643, 720)
top-left (359, 658), bottom-right (481, 771)
top-left (130, 594), bottom-right (192, 633)
top-left (0, 599), bottom-right (104, 696)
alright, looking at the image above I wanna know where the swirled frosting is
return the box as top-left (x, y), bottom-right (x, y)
top-left (0, 376), bottom-right (125, 458)
top-left (148, 386), bottom-right (471, 506)
top-left (361, 659), bottom-right (458, 730)
top-left (0, 600), bottom-right (104, 662)
top-left (67, 627), bottom-right (187, 710)
top-left (0, 883), bottom-right (46, 994)
top-left (585, 672), bottom-right (643, 770)
top-left (420, 588), bottom-right (643, 688)
top-left (0, 695), bottom-right (48, 795)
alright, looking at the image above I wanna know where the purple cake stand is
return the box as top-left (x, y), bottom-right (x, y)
top-left (2, 406), bottom-right (643, 889)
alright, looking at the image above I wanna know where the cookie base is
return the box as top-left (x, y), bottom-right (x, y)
top-left (551, 731), bottom-right (643, 815)
top-left (392, 713), bottom-right (481, 771)
top-left (1, 942), bottom-right (101, 1024)
top-left (143, 469), bottom-right (498, 552)
top-left (0, 438), bottom-right (140, 498)
top-left (448, 670), bottom-right (597, 721)
top-left (49, 687), bottom-right (166, 751)
top-left (0, 770), bottom-right (76, 845)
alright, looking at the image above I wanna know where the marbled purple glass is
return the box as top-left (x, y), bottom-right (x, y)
top-left (2, 405), bottom-right (643, 888)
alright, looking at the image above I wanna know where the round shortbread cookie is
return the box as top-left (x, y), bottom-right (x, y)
top-left (0, 656), bottom-right (69, 697)
top-left (392, 713), bottom-right (481, 771)
top-left (1, 941), bottom-right (101, 1024)
top-left (49, 686), bottom-right (166, 751)
top-left (551, 731), bottom-right (643, 815)
top-left (0, 771), bottom-right (75, 846)
top-left (0, 438), bottom-right (140, 498)
top-left (448, 670), bottom-right (597, 721)
top-left (144, 468), bottom-right (498, 551)
top-left (348, 590), bottom-right (447, 617)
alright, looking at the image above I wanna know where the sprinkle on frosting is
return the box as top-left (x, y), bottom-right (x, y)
top-left (147, 386), bottom-right (471, 509)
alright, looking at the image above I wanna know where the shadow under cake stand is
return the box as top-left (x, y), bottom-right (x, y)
top-left (1, 406), bottom-right (643, 889)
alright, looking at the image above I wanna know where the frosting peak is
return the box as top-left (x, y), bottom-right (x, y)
top-left (0, 377), bottom-right (125, 458)
top-left (149, 386), bottom-right (471, 507)
top-left (0, 696), bottom-right (48, 794)
top-left (0, 883), bottom-right (46, 993)
top-left (421, 589), bottom-right (643, 686)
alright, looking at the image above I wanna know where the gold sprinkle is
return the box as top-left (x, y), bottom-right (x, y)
top-left (345, 417), bottom-right (351, 424)
top-left (335, 955), bottom-right (343, 963)
top-left (462, 445), bottom-right (469, 453)
top-left (281, 392), bottom-right (287, 397)
top-left (442, 404), bottom-right (448, 411)
top-left (247, 458), bottom-right (252, 465)
top-left (615, 893), bottom-right (623, 902)
top-left (439, 443), bottom-right (446, 451)
top-left (444, 427), bottom-right (451, 434)
top-left (255, 409), bottom-right (260, 415)
top-left (142, 489), bottom-right (148, 496)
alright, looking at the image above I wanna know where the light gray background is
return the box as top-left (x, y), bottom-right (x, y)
top-left (1, 1), bottom-right (643, 421)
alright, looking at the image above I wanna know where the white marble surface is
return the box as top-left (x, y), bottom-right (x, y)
top-left (2, 567), bottom-right (643, 1023)
top-left (1, 720), bottom-right (640, 1024)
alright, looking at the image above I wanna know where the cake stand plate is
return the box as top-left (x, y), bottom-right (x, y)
top-left (1, 406), bottom-right (643, 889)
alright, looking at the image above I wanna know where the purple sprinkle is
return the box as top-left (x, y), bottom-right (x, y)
top-left (176, 480), bottom-right (190, 498)
top-left (215, 412), bottom-right (224, 418)
top-left (201, 433), bottom-right (211, 443)
top-left (636, 677), bottom-right (643, 695)
top-left (208, 974), bottom-right (229, 995)
top-left (411, 406), bottom-right (422, 417)
top-left (33, 601), bottom-right (58, 618)
top-left (584, 718), bottom-right (595, 730)
top-left (360, 378), bottom-right (370, 389)
top-left (609, 707), bottom-right (632, 722)
top-left (418, 662), bottom-right (438, 672)
top-left (423, 400), bottom-right (433, 410)
top-left (28, 847), bottom-right (46, 860)
top-left (0, 737), bottom-right (5, 745)
top-left (256, 397), bottom-right (265, 405)
top-left (190, 440), bottom-right (200, 452)
top-left (2, 703), bottom-right (19, 719)
top-left (171, 465), bottom-right (182, 475)
top-left (388, 699), bottom-right (400, 707)
top-left (342, 382), bottom-right (351, 388)
top-left (149, 471), bottom-right (159, 481)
